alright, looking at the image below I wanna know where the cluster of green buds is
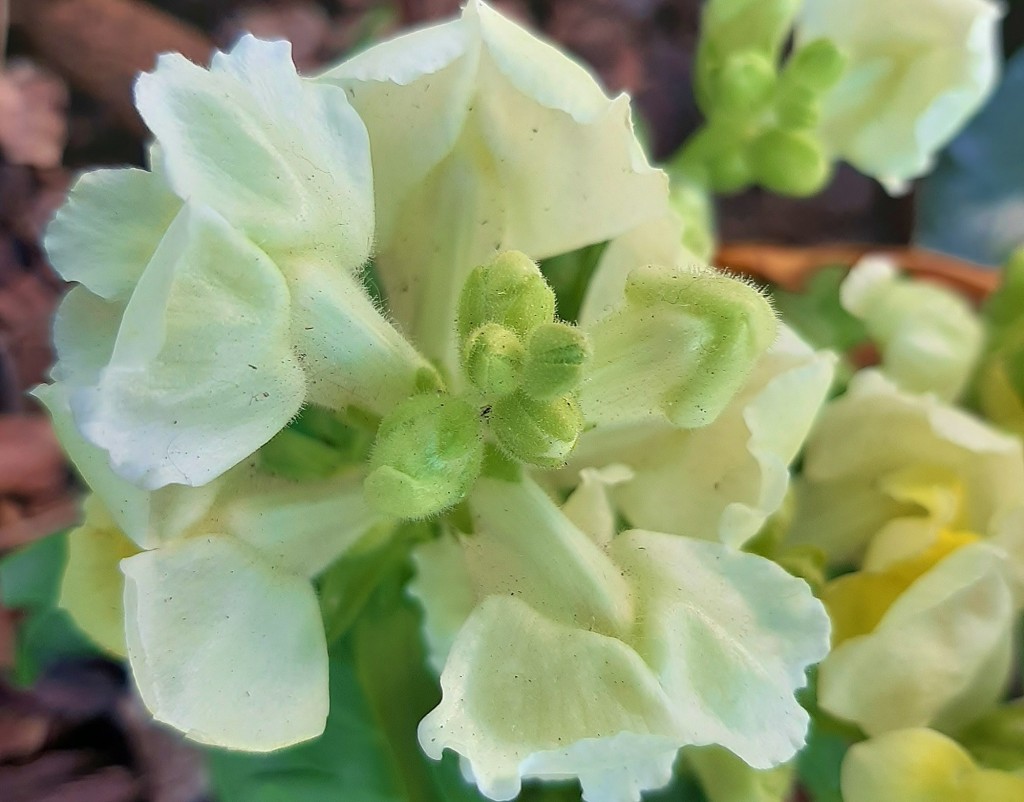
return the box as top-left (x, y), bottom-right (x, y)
top-left (365, 252), bottom-right (590, 519)
top-left (678, 0), bottom-right (845, 196)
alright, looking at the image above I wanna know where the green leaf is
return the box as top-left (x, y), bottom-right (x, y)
top-left (0, 531), bottom-right (69, 609)
top-left (0, 531), bottom-right (101, 686)
top-left (539, 242), bottom-right (607, 325)
top-left (771, 266), bottom-right (867, 354)
top-left (206, 635), bottom-right (408, 802)
top-left (12, 607), bottom-right (99, 686)
top-left (795, 720), bottom-right (854, 802)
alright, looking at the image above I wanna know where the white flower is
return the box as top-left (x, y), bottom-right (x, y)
top-left (796, 0), bottom-right (1003, 193)
top-left (840, 255), bottom-right (983, 401)
top-left (45, 35), bottom-right (427, 489)
top-left (410, 476), bottom-right (829, 802)
top-left (318, 0), bottom-right (670, 373)
top-left (38, 383), bottom-right (381, 751)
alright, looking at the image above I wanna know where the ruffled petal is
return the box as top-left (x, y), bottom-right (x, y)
top-left (594, 326), bottom-right (834, 547)
top-left (214, 469), bottom-right (380, 578)
top-left (818, 544), bottom-right (1015, 736)
top-left (122, 535), bottom-right (328, 750)
top-left (790, 370), bottom-right (1024, 563)
top-left (609, 530), bottom-right (830, 769)
top-left (72, 203), bottom-right (306, 489)
top-left (467, 476), bottom-right (633, 635)
top-left (797, 0), bottom-right (1002, 191)
top-left (321, 0), bottom-right (669, 369)
top-left (840, 256), bottom-right (983, 401)
top-left (44, 168), bottom-right (182, 300)
top-left (135, 36), bottom-right (373, 268)
top-left (33, 383), bottom-right (220, 548)
top-left (841, 728), bottom-right (1024, 802)
top-left (418, 594), bottom-right (680, 802)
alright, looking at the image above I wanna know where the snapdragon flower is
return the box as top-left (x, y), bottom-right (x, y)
top-left (840, 256), bottom-right (984, 402)
top-left (45, 35), bottom-right (430, 489)
top-left (37, 382), bottom-right (381, 750)
top-left (39, 2), bottom-right (837, 796)
top-left (796, 0), bottom-right (1004, 193)
top-left (841, 728), bottom-right (1024, 802)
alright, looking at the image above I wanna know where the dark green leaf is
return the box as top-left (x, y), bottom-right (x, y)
top-left (540, 242), bottom-right (608, 325)
top-left (0, 531), bottom-right (69, 609)
top-left (771, 266), bottom-right (866, 354)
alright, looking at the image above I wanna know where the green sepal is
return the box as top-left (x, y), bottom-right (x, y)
top-left (747, 128), bottom-right (831, 197)
top-left (490, 391), bottom-right (584, 468)
top-left (457, 252), bottom-right (556, 340)
top-left (365, 394), bottom-right (485, 520)
top-left (462, 323), bottom-right (526, 397)
top-left (521, 322), bottom-right (591, 401)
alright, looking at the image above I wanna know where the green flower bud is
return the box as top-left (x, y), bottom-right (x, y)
top-left (463, 323), bottom-right (526, 396)
top-left (520, 322), bottom-right (590, 401)
top-left (364, 393), bottom-right (484, 520)
top-left (715, 51), bottom-right (777, 112)
top-left (784, 38), bottom-right (846, 93)
top-left (707, 148), bottom-right (753, 194)
top-left (747, 128), bottom-right (830, 196)
top-left (490, 391), bottom-right (584, 468)
top-left (457, 251), bottom-right (556, 339)
top-left (774, 84), bottom-right (820, 130)
top-left (582, 263), bottom-right (778, 429)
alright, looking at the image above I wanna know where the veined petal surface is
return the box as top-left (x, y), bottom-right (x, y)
top-left (122, 535), bottom-right (328, 751)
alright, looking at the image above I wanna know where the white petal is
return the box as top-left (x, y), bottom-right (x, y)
top-left (839, 256), bottom-right (983, 401)
top-left (49, 286), bottom-right (123, 387)
top-left (468, 476), bottom-right (633, 635)
top-left (322, 1), bottom-right (668, 368)
top-left (606, 326), bottom-right (834, 547)
top-left (135, 36), bottom-right (373, 268)
top-left (73, 204), bottom-right (306, 489)
top-left (418, 594), bottom-right (680, 802)
top-left (33, 383), bottom-right (220, 548)
top-left (610, 530), bottom-right (830, 768)
top-left (798, 0), bottom-right (1002, 190)
top-left (410, 532), bottom-right (479, 675)
top-left (818, 544), bottom-right (1015, 736)
top-left (122, 535), bottom-right (328, 750)
top-left (790, 370), bottom-right (1024, 562)
top-left (45, 168), bottom-right (182, 300)
top-left (215, 469), bottom-right (380, 578)
top-left (561, 464), bottom-right (634, 547)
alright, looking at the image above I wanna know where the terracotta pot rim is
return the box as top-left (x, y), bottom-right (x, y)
top-left (715, 243), bottom-right (999, 303)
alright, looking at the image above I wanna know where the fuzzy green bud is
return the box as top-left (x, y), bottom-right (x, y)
top-left (747, 128), bottom-right (830, 196)
top-left (463, 323), bottom-right (526, 396)
top-left (364, 393), bottom-right (484, 520)
top-left (784, 38), bottom-right (846, 93)
top-left (521, 322), bottom-right (591, 400)
top-left (457, 251), bottom-right (556, 339)
top-left (715, 51), bottom-right (777, 112)
top-left (582, 263), bottom-right (778, 429)
top-left (491, 391), bottom-right (584, 468)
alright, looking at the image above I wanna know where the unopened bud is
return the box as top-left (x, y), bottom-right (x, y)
top-left (364, 394), bottom-right (484, 519)
top-left (521, 322), bottom-right (591, 400)
top-left (747, 128), bottom-right (830, 196)
top-left (716, 51), bottom-right (776, 112)
top-left (491, 391), bottom-right (584, 468)
top-left (784, 39), bottom-right (846, 93)
top-left (463, 323), bottom-right (525, 396)
top-left (457, 251), bottom-right (556, 339)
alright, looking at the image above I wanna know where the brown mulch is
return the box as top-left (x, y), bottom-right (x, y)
top-left (0, 1), bottom-right (1004, 800)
